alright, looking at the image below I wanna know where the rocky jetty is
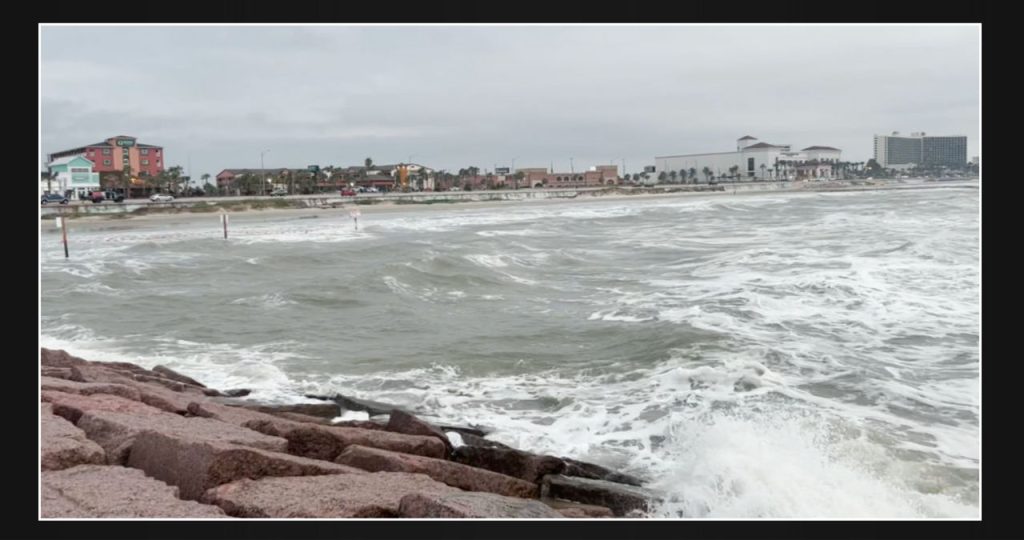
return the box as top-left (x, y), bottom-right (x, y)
top-left (39, 347), bottom-right (658, 518)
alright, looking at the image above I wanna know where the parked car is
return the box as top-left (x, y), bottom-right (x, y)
top-left (270, 188), bottom-right (288, 196)
top-left (88, 191), bottom-right (122, 203)
top-left (41, 193), bottom-right (69, 205)
top-left (150, 193), bottom-right (174, 202)
top-left (340, 188), bottom-right (356, 196)
top-left (366, 187), bottom-right (379, 193)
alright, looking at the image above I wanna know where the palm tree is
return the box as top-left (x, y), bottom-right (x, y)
top-left (728, 165), bottom-right (739, 181)
top-left (688, 168), bottom-right (697, 184)
top-left (760, 163), bottom-right (767, 180)
top-left (669, 170), bottom-right (678, 183)
top-left (702, 167), bottom-right (712, 184)
top-left (364, 157), bottom-right (373, 170)
top-left (658, 171), bottom-right (668, 184)
top-left (120, 164), bottom-right (134, 198)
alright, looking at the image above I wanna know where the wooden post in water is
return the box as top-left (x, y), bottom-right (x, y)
top-left (57, 213), bottom-right (69, 258)
top-left (221, 212), bottom-right (229, 239)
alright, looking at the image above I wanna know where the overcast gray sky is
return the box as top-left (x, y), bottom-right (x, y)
top-left (41, 25), bottom-right (979, 179)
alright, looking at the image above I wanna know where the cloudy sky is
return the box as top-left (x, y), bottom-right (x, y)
top-left (41, 25), bottom-right (979, 179)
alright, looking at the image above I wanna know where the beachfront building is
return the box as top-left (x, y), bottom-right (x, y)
top-left (47, 135), bottom-right (165, 190)
top-left (873, 132), bottom-right (968, 168)
top-left (518, 165), bottom-right (619, 188)
top-left (654, 136), bottom-right (842, 182)
top-left (45, 155), bottom-right (100, 199)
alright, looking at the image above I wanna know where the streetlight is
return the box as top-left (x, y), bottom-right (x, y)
top-left (260, 149), bottom-right (270, 196)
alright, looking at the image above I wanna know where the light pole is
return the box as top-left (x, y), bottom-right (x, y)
top-left (260, 149), bottom-right (270, 196)
top-left (570, 157), bottom-right (575, 188)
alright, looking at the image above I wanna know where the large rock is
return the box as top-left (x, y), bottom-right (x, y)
top-left (451, 445), bottom-right (565, 483)
top-left (41, 404), bottom-right (105, 470)
top-left (42, 465), bottom-right (226, 518)
top-left (562, 457), bottom-right (646, 487)
top-left (330, 419), bottom-right (387, 430)
top-left (459, 432), bottom-right (513, 450)
top-left (245, 422), bottom-right (447, 461)
top-left (541, 497), bottom-right (615, 518)
top-left (41, 367), bottom-right (73, 379)
top-left (336, 445), bottom-right (538, 498)
top-left (75, 409), bottom-right (288, 464)
top-left (55, 362), bottom-right (194, 414)
top-left (398, 492), bottom-right (562, 518)
top-left (541, 475), bottom-right (657, 517)
top-left (201, 472), bottom-right (458, 517)
top-left (214, 398), bottom-right (340, 419)
top-left (385, 409), bottom-right (454, 455)
top-left (42, 390), bottom-right (166, 425)
top-left (40, 348), bottom-right (88, 368)
top-left (305, 393), bottom-right (406, 417)
top-left (128, 431), bottom-right (360, 500)
top-left (40, 376), bottom-right (142, 402)
top-left (152, 365), bottom-right (207, 388)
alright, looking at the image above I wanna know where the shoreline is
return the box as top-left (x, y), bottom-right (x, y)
top-left (40, 179), bottom-right (977, 233)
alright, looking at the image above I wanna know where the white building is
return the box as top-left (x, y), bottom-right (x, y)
top-left (655, 136), bottom-right (842, 182)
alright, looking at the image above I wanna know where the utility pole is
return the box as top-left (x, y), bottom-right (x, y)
top-left (260, 149), bottom-right (270, 196)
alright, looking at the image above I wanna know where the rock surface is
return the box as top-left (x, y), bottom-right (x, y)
top-left (127, 431), bottom-right (360, 500)
top-left (452, 445), bottom-right (566, 483)
top-left (41, 404), bottom-right (105, 471)
top-left (201, 472), bottom-right (458, 517)
top-left (385, 409), bottom-right (454, 455)
top-left (398, 492), bottom-right (562, 518)
top-left (336, 445), bottom-right (538, 498)
top-left (42, 465), bottom-right (227, 518)
top-left (42, 390), bottom-right (166, 425)
top-left (152, 365), bottom-right (207, 388)
top-left (75, 409), bottom-right (288, 464)
top-left (541, 475), bottom-right (656, 517)
top-left (247, 422), bottom-right (447, 461)
top-left (562, 457), bottom-right (646, 487)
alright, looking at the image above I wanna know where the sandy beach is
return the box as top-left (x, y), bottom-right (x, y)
top-left (40, 180), bottom-right (975, 234)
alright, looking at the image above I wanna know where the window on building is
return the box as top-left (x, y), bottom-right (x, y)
top-left (156, 160), bottom-right (161, 166)
top-left (103, 160), bottom-right (111, 166)
top-left (141, 149), bottom-right (149, 155)
top-left (141, 160), bottom-right (149, 165)
top-left (102, 148), bottom-right (111, 155)
top-left (747, 157), bottom-right (755, 173)
top-left (70, 167), bottom-right (89, 173)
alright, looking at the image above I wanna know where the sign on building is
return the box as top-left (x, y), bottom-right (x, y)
top-left (643, 165), bottom-right (656, 173)
top-left (495, 167), bottom-right (510, 175)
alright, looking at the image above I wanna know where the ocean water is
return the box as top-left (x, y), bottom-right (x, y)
top-left (39, 187), bottom-right (980, 518)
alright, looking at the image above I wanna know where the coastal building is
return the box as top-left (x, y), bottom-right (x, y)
top-left (654, 136), bottom-right (841, 182)
top-left (517, 165), bottom-right (619, 188)
top-left (47, 135), bottom-right (165, 188)
top-left (873, 132), bottom-right (967, 168)
top-left (44, 155), bottom-right (100, 199)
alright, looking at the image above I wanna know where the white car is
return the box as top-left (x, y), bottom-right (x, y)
top-left (150, 193), bottom-right (174, 202)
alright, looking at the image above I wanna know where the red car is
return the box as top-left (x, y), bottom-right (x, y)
top-left (341, 189), bottom-right (357, 196)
